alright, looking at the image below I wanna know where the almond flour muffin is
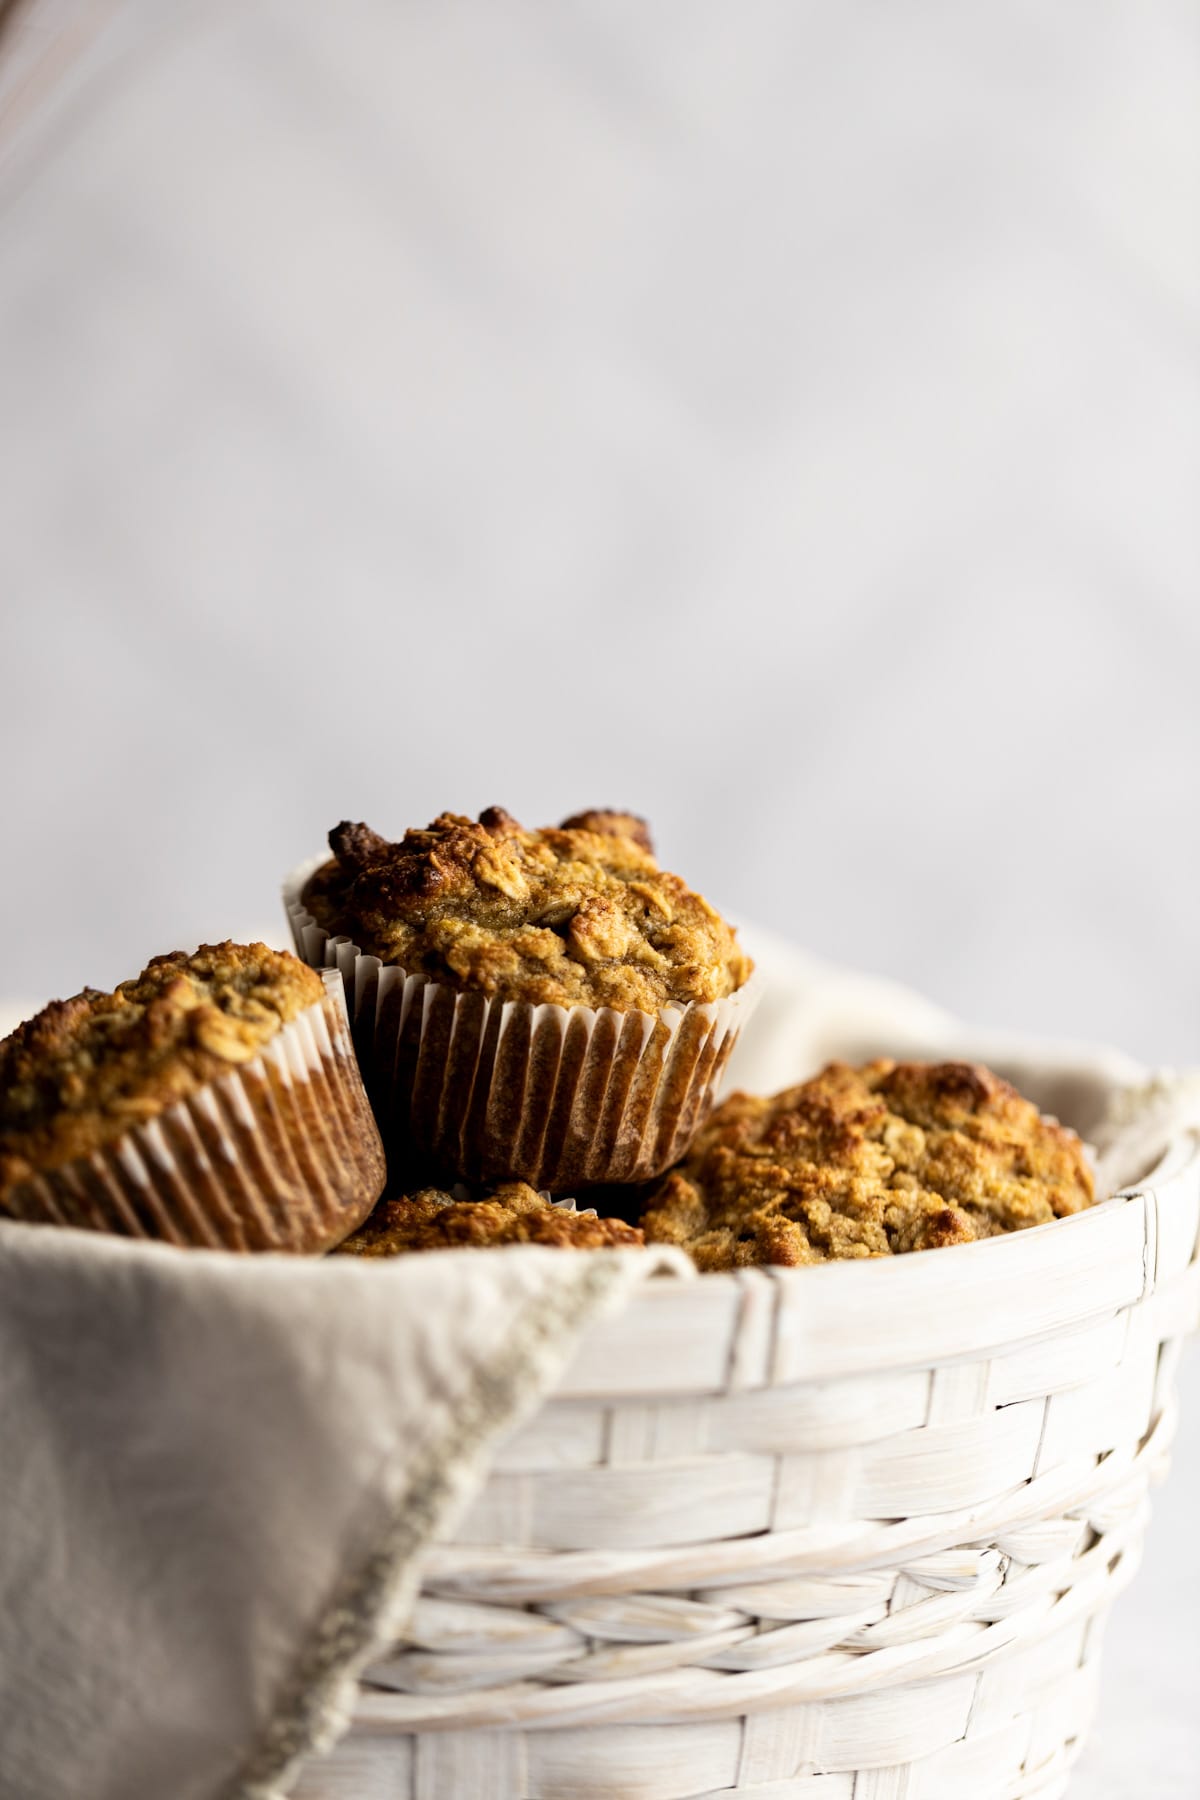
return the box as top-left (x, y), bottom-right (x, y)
top-left (0, 943), bottom-right (385, 1252)
top-left (337, 1182), bottom-right (644, 1256)
top-left (640, 1059), bottom-right (1095, 1269)
top-left (285, 810), bottom-right (757, 1190)
top-left (299, 809), bottom-right (750, 1013)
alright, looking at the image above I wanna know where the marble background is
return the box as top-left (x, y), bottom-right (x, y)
top-left (0, 2), bottom-right (1197, 1794)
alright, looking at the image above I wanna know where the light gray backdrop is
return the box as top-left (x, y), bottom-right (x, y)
top-left (0, 4), bottom-right (1197, 1795)
top-left (0, 0), bottom-right (1197, 1064)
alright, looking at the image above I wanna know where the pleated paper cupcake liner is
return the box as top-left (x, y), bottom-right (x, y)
top-left (3, 971), bottom-right (386, 1253)
top-left (284, 855), bottom-right (759, 1191)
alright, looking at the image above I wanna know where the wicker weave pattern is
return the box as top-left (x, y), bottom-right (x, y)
top-left (294, 1137), bottom-right (1200, 1800)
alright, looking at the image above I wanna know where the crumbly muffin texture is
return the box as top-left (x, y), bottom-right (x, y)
top-left (640, 1059), bottom-right (1096, 1269)
top-left (337, 1181), bottom-right (644, 1254)
top-left (0, 943), bottom-right (324, 1196)
top-left (301, 808), bottom-right (751, 1012)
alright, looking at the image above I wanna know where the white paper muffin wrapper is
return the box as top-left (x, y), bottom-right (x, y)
top-left (284, 855), bottom-right (760, 1191)
top-left (4, 971), bottom-right (386, 1253)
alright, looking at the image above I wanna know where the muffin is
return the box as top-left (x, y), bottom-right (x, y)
top-left (0, 942), bottom-right (386, 1253)
top-left (337, 1181), bottom-right (644, 1256)
top-left (640, 1059), bottom-right (1095, 1269)
top-left (285, 809), bottom-right (757, 1189)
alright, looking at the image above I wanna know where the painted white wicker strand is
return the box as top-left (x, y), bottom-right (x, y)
top-left (293, 1136), bottom-right (1200, 1800)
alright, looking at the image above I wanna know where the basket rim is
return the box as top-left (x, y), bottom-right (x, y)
top-left (625, 1123), bottom-right (1192, 1293)
top-left (547, 1129), bottom-right (1200, 1393)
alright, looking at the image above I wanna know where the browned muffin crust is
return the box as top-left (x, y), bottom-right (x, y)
top-left (301, 808), bottom-right (751, 1011)
top-left (640, 1060), bottom-right (1096, 1269)
top-left (0, 943), bottom-right (324, 1197)
top-left (558, 810), bottom-right (655, 854)
top-left (337, 1181), bottom-right (644, 1254)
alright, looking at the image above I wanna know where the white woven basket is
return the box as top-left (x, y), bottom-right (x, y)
top-left (294, 1132), bottom-right (1200, 1800)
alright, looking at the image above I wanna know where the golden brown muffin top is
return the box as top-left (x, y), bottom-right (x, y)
top-left (337, 1181), bottom-right (645, 1254)
top-left (640, 1059), bottom-right (1095, 1269)
top-left (0, 943), bottom-right (324, 1197)
top-left (301, 808), bottom-right (752, 1011)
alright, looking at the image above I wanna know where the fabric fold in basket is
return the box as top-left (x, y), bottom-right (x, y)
top-left (0, 1225), bottom-right (688, 1800)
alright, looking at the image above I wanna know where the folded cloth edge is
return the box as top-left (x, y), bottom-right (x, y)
top-left (226, 1242), bottom-right (689, 1800)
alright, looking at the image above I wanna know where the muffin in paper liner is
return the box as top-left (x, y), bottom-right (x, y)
top-left (446, 1185), bottom-right (597, 1217)
top-left (334, 1183), bottom-right (645, 1258)
top-left (1, 970), bottom-right (386, 1254)
top-left (284, 855), bottom-right (760, 1191)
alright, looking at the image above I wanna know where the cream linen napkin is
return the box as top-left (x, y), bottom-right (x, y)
top-left (0, 1226), bottom-right (687, 1800)
top-left (2, 924), bottom-right (1199, 1800)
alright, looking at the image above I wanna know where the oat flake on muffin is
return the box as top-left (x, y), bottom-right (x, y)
top-left (640, 1059), bottom-right (1096, 1269)
top-left (300, 808), bottom-right (752, 1013)
top-left (337, 1181), bottom-right (644, 1255)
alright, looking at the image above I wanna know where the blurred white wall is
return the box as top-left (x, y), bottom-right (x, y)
top-left (1, 0), bottom-right (1198, 1063)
